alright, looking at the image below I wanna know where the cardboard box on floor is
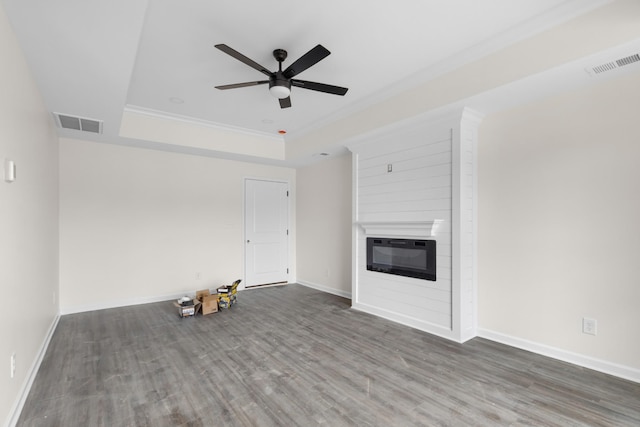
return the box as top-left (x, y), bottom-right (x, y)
top-left (196, 289), bottom-right (218, 315)
top-left (173, 298), bottom-right (201, 318)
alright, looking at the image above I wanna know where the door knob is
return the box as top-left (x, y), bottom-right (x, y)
top-left (247, 240), bottom-right (250, 243)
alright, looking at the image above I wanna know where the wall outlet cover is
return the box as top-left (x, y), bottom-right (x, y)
top-left (583, 317), bottom-right (597, 336)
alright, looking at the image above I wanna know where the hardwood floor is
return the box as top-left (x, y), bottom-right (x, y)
top-left (18, 284), bottom-right (640, 426)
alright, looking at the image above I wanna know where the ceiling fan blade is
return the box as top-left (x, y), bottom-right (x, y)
top-left (283, 45), bottom-right (330, 79)
top-left (279, 97), bottom-right (292, 109)
top-left (215, 81), bottom-right (269, 90)
top-left (291, 79), bottom-right (348, 96)
top-left (215, 44), bottom-right (273, 77)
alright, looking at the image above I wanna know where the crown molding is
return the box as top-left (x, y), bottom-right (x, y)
top-left (123, 105), bottom-right (284, 143)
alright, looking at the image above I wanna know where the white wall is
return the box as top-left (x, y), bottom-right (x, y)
top-left (0, 5), bottom-right (59, 426)
top-left (478, 71), bottom-right (640, 374)
top-left (59, 138), bottom-right (295, 313)
top-left (120, 109), bottom-right (285, 160)
top-left (296, 153), bottom-right (352, 298)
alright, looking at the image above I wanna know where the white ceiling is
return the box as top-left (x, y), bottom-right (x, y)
top-left (4, 0), bottom-right (635, 166)
top-left (127, 0), bottom-right (568, 133)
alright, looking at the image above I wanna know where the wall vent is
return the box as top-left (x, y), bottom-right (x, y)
top-left (586, 53), bottom-right (640, 76)
top-left (53, 113), bottom-right (103, 134)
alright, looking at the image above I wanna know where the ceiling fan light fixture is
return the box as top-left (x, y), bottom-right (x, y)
top-left (269, 85), bottom-right (290, 99)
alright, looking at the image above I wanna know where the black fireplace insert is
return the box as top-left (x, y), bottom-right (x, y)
top-left (366, 237), bottom-right (436, 281)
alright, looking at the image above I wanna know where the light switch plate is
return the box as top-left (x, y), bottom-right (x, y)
top-left (4, 159), bottom-right (15, 183)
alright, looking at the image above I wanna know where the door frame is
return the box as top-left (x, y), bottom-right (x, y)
top-left (243, 177), bottom-right (292, 290)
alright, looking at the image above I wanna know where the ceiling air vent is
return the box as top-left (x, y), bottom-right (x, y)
top-left (53, 113), bottom-right (103, 134)
top-left (586, 53), bottom-right (640, 76)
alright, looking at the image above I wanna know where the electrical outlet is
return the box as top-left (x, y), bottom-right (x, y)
top-left (196, 272), bottom-right (201, 280)
top-left (583, 317), bottom-right (597, 336)
top-left (387, 164), bottom-right (393, 173)
top-left (10, 353), bottom-right (16, 379)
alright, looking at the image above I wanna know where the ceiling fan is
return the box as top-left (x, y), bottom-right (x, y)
top-left (214, 44), bottom-right (348, 109)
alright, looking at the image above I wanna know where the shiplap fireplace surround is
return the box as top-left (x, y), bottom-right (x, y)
top-left (347, 108), bottom-right (482, 343)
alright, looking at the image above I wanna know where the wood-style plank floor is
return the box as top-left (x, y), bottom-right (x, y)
top-left (17, 284), bottom-right (640, 426)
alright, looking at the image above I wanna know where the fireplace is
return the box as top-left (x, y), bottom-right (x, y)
top-left (366, 237), bottom-right (436, 281)
top-left (348, 108), bottom-right (480, 342)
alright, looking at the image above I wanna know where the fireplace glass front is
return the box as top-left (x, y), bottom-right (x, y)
top-left (366, 237), bottom-right (436, 281)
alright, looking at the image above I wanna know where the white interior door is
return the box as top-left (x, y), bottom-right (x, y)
top-left (245, 179), bottom-right (289, 287)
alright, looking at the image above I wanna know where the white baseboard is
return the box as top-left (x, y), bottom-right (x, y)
top-left (297, 280), bottom-right (352, 299)
top-left (60, 291), bottom-right (191, 315)
top-left (478, 328), bottom-right (640, 384)
top-left (244, 282), bottom-right (288, 290)
top-left (6, 314), bottom-right (60, 427)
top-left (61, 282), bottom-right (347, 315)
